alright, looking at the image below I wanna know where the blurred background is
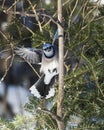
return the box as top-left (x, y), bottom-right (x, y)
top-left (0, 0), bottom-right (104, 129)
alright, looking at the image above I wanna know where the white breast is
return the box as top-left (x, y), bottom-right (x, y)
top-left (40, 58), bottom-right (59, 84)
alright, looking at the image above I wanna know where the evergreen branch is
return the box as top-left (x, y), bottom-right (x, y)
top-left (65, 70), bottom-right (88, 82)
top-left (39, 108), bottom-right (62, 122)
top-left (82, 54), bottom-right (104, 97)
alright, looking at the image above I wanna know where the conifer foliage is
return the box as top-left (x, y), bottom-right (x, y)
top-left (0, 0), bottom-right (104, 129)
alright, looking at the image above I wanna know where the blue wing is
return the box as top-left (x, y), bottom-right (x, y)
top-left (15, 47), bottom-right (42, 64)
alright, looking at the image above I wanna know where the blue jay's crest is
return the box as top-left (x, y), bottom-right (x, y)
top-left (43, 43), bottom-right (53, 50)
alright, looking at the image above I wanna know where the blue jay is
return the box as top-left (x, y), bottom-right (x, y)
top-left (15, 42), bottom-right (59, 99)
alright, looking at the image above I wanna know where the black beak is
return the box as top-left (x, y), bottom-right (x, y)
top-left (44, 46), bottom-right (52, 52)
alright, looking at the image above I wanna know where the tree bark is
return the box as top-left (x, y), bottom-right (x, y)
top-left (57, 0), bottom-right (65, 130)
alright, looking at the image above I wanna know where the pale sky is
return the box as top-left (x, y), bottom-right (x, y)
top-left (45, 0), bottom-right (104, 5)
top-left (91, 0), bottom-right (104, 5)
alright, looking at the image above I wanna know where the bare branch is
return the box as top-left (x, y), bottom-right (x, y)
top-left (27, 0), bottom-right (43, 33)
top-left (57, 0), bottom-right (65, 130)
top-left (0, 46), bottom-right (14, 82)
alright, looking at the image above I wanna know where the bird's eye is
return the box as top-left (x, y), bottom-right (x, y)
top-left (48, 46), bottom-right (52, 49)
top-left (43, 48), bottom-right (47, 51)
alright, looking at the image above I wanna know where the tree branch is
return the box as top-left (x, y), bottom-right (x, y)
top-left (57, 0), bottom-right (65, 130)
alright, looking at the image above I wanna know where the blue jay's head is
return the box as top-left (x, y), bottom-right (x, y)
top-left (42, 43), bottom-right (55, 58)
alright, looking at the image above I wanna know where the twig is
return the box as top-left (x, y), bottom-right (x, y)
top-left (1, 0), bottom-right (6, 9)
top-left (26, 60), bottom-right (41, 78)
top-left (6, 0), bottom-right (20, 12)
top-left (27, 0), bottom-right (43, 33)
top-left (69, 0), bottom-right (79, 18)
top-left (0, 31), bottom-right (9, 42)
top-left (15, 54), bottom-right (41, 78)
top-left (0, 52), bottom-right (14, 82)
top-left (39, 108), bottom-right (62, 123)
top-left (0, 48), bottom-right (11, 55)
top-left (2, 10), bottom-right (63, 28)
